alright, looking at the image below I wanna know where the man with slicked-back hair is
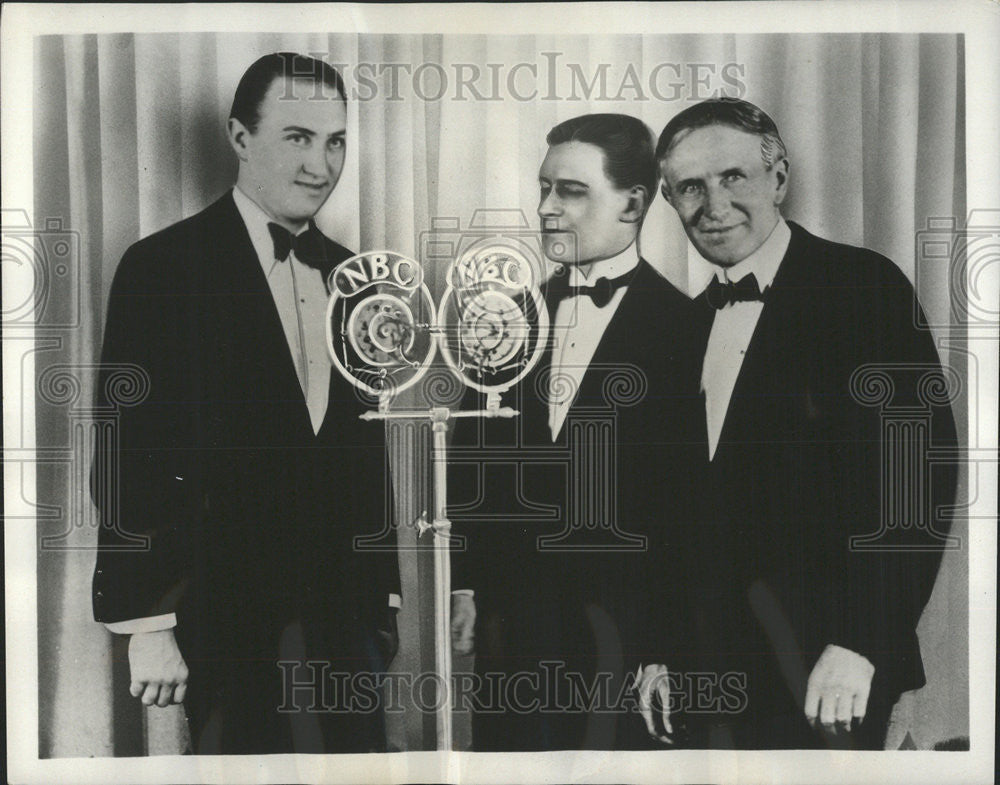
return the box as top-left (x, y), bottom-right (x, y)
top-left (450, 113), bottom-right (707, 750)
top-left (92, 53), bottom-right (400, 754)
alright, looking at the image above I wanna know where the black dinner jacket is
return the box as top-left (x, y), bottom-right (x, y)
top-left (450, 258), bottom-right (708, 663)
top-left (91, 190), bottom-right (400, 658)
top-left (686, 220), bottom-right (958, 706)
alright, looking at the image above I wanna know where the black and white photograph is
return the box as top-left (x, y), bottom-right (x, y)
top-left (3, 3), bottom-right (997, 783)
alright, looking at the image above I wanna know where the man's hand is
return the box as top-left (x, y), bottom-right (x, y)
top-left (451, 594), bottom-right (476, 655)
top-left (635, 663), bottom-right (674, 744)
top-left (804, 644), bottom-right (875, 733)
top-left (128, 629), bottom-right (189, 707)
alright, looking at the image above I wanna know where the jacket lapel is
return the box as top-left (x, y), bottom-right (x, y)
top-left (538, 259), bottom-right (652, 440)
top-left (586, 259), bottom-right (656, 371)
top-left (313, 235), bottom-right (364, 438)
top-left (712, 225), bottom-right (805, 456)
top-left (211, 191), bottom-right (316, 440)
top-left (515, 285), bottom-right (558, 444)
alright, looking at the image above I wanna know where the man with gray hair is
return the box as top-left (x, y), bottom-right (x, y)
top-left (637, 97), bottom-right (957, 749)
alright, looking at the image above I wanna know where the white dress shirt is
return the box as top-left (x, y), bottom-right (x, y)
top-left (232, 186), bottom-right (332, 434)
top-left (107, 189), bottom-right (398, 635)
top-left (453, 244), bottom-right (641, 598)
top-left (697, 218), bottom-right (791, 461)
top-left (453, 245), bottom-right (641, 598)
top-left (548, 241), bottom-right (640, 440)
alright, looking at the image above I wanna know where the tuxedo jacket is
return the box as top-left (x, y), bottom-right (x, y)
top-left (681, 221), bottom-right (958, 723)
top-left (91, 191), bottom-right (400, 752)
top-left (450, 258), bottom-right (707, 672)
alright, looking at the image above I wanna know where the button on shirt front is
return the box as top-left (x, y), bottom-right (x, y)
top-left (548, 242), bottom-right (640, 440)
top-left (697, 218), bottom-right (791, 461)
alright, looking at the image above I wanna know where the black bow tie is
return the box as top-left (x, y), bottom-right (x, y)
top-left (546, 270), bottom-right (633, 309)
top-left (705, 273), bottom-right (766, 309)
top-left (267, 221), bottom-right (331, 273)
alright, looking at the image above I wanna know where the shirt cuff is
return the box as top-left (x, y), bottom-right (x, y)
top-left (388, 593), bottom-right (402, 609)
top-left (105, 613), bottom-right (177, 634)
top-left (452, 589), bottom-right (474, 597)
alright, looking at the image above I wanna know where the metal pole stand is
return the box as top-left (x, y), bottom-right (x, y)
top-left (362, 395), bottom-right (515, 750)
top-left (326, 248), bottom-right (544, 752)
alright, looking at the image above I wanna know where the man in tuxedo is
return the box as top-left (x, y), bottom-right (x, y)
top-left (92, 53), bottom-right (400, 754)
top-left (449, 113), bottom-right (706, 750)
top-left (638, 97), bottom-right (957, 749)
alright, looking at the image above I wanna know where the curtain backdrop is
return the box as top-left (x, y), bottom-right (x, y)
top-left (33, 32), bottom-right (967, 755)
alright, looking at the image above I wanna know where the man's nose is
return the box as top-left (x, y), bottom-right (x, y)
top-left (538, 191), bottom-right (561, 218)
top-left (302, 145), bottom-right (329, 178)
top-left (703, 183), bottom-right (731, 221)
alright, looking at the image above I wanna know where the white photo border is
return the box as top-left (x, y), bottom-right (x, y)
top-left (3, 2), bottom-right (997, 784)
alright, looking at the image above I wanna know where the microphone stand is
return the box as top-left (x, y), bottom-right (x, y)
top-left (361, 393), bottom-right (517, 751)
top-left (329, 248), bottom-right (547, 752)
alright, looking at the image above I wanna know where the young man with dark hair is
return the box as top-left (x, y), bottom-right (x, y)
top-left (92, 52), bottom-right (400, 754)
top-left (638, 97), bottom-right (957, 750)
top-left (229, 52), bottom-right (347, 132)
top-left (450, 112), bottom-right (706, 750)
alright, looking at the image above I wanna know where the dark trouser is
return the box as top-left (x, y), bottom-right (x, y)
top-left (680, 655), bottom-right (897, 750)
top-left (180, 618), bottom-right (388, 755)
top-left (469, 600), bottom-right (656, 752)
top-left (684, 696), bottom-right (894, 750)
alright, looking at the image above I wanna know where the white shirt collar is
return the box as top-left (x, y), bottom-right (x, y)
top-left (232, 186), bottom-right (309, 273)
top-left (565, 240), bottom-right (641, 286)
top-left (692, 217), bottom-right (791, 293)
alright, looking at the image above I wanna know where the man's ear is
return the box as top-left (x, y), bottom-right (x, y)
top-left (772, 158), bottom-right (790, 206)
top-left (620, 185), bottom-right (648, 225)
top-left (659, 182), bottom-right (675, 208)
top-left (227, 117), bottom-right (251, 162)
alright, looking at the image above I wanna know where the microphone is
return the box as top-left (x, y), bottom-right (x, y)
top-left (326, 251), bottom-right (437, 399)
top-left (437, 244), bottom-right (550, 395)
